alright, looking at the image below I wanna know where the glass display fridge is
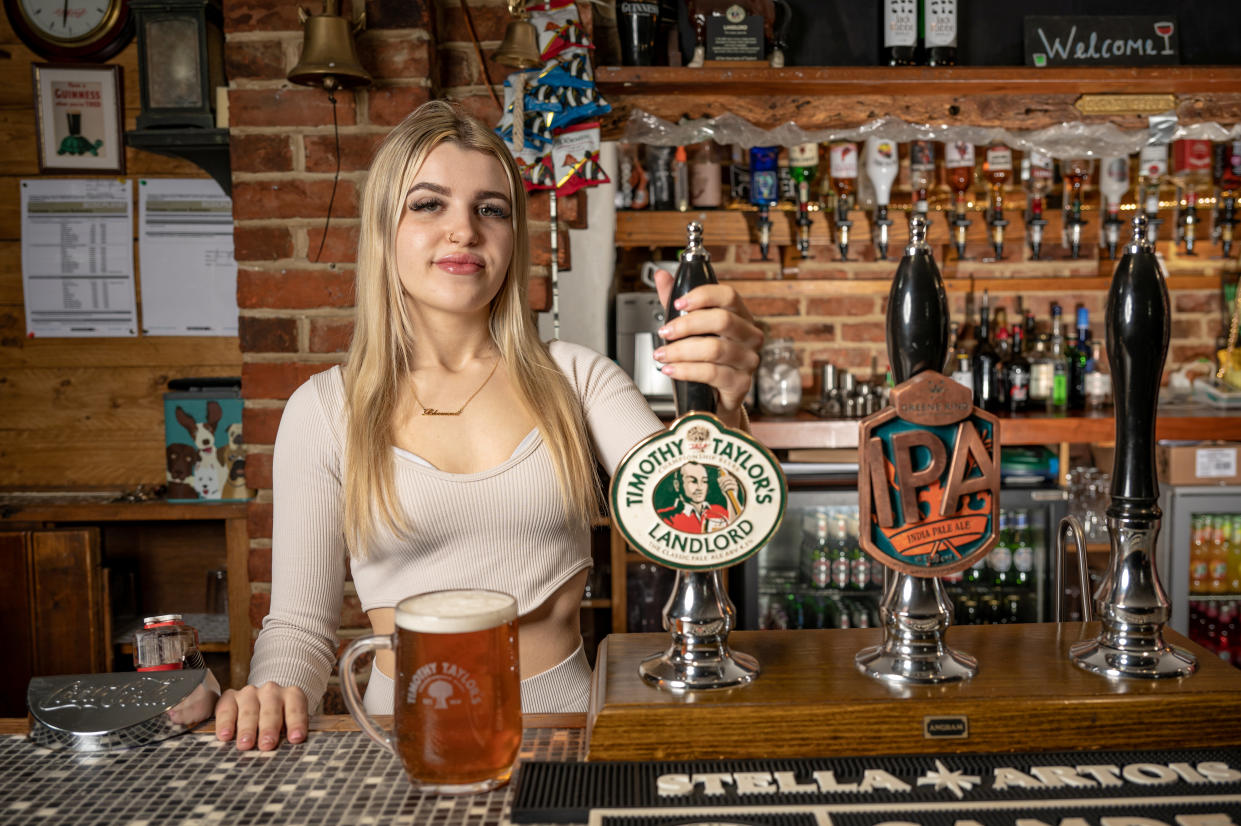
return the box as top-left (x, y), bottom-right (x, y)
top-left (732, 482), bottom-right (1069, 632)
top-left (1156, 484), bottom-right (1241, 667)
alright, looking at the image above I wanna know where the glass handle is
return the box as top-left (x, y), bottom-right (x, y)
top-left (338, 633), bottom-right (394, 754)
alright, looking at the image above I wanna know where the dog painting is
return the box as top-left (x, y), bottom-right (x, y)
top-left (167, 398), bottom-right (248, 501)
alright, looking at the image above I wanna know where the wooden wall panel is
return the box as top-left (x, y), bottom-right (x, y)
top-left (0, 24), bottom-right (242, 490)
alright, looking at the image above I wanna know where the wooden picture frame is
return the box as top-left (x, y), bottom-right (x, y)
top-left (32, 63), bottom-right (126, 175)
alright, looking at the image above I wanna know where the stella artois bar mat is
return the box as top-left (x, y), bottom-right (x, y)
top-left (510, 747), bottom-right (1241, 824)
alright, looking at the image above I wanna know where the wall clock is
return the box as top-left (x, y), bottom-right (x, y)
top-left (5, 0), bottom-right (134, 61)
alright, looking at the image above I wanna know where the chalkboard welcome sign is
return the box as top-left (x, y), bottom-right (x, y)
top-left (1024, 16), bottom-right (1180, 67)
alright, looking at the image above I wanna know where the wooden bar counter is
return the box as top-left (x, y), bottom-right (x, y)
top-left (588, 623), bottom-right (1241, 761)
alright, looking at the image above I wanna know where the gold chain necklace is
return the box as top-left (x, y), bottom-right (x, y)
top-left (410, 356), bottom-right (501, 416)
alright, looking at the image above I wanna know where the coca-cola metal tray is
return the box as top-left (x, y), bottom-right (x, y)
top-left (26, 669), bottom-right (218, 752)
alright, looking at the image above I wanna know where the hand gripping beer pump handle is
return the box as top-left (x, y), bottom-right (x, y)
top-left (665, 222), bottom-right (718, 417)
top-left (1069, 215), bottom-right (1197, 680)
top-left (855, 214), bottom-right (978, 685)
top-left (640, 220), bottom-right (760, 692)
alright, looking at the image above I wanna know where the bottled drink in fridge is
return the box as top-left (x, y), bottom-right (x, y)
top-left (829, 511), bottom-right (851, 591)
top-left (1230, 515), bottom-right (1241, 593)
top-left (1190, 514), bottom-right (1209, 594)
top-left (989, 511), bottom-right (1013, 587)
top-left (802, 510), bottom-right (832, 589)
top-left (1012, 509), bottom-right (1035, 590)
top-left (1209, 515), bottom-right (1230, 595)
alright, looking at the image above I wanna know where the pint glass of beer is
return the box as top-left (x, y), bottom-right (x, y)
top-left (339, 589), bottom-right (522, 794)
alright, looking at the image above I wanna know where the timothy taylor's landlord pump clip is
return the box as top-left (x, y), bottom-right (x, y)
top-left (610, 222), bottom-right (786, 692)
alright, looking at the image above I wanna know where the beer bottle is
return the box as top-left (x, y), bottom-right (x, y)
top-left (1189, 514), bottom-right (1209, 595)
top-left (802, 510), bottom-right (832, 589)
top-left (989, 510), bottom-right (1013, 588)
top-left (847, 512), bottom-right (869, 591)
top-left (1012, 509), bottom-right (1035, 590)
top-left (830, 511), bottom-right (851, 591)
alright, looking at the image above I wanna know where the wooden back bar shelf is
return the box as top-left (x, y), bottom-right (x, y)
top-left (587, 624), bottom-right (1241, 761)
top-left (595, 66), bottom-right (1241, 133)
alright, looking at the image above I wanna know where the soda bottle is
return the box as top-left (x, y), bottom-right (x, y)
top-left (1189, 514), bottom-right (1209, 594)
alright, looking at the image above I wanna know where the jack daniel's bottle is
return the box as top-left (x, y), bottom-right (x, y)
top-left (882, 0), bottom-right (918, 65)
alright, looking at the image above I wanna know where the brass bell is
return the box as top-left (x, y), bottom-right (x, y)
top-left (493, 0), bottom-right (543, 69)
top-left (288, 0), bottom-right (372, 93)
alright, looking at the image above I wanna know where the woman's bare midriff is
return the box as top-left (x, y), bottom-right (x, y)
top-left (366, 568), bottom-right (588, 681)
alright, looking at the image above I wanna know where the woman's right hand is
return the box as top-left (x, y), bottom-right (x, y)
top-left (214, 682), bottom-right (308, 751)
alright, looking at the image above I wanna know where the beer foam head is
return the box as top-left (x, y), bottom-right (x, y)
top-left (395, 589), bottom-right (517, 634)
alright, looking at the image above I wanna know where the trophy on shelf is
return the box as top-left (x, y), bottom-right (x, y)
top-left (610, 222), bottom-right (787, 691)
top-left (1067, 215), bottom-right (1198, 680)
top-left (855, 215), bottom-right (1000, 685)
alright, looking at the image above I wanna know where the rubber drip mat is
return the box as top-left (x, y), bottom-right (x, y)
top-left (511, 747), bottom-right (1241, 823)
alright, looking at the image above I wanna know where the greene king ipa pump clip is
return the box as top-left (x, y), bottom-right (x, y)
top-left (610, 222), bottom-right (787, 691)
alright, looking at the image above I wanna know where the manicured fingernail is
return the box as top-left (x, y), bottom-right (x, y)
top-left (657, 326), bottom-right (670, 338)
top-left (652, 348), bottom-right (666, 361)
top-left (260, 736), bottom-right (275, 749)
top-left (238, 736), bottom-right (252, 747)
top-left (289, 729), bottom-right (305, 743)
top-left (217, 728), bottom-right (232, 740)
top-left (674, 297), bottom-right (688, 310)
top-left (661, 365), bottom-right (676, 376)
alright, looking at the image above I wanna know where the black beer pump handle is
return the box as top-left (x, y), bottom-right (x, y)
top-left (1107, 215), bottom-right (1169, 519)
top-left (666, 222), bottom-right (719, 416)
top-left (886, 215), bottom-right (950, 385)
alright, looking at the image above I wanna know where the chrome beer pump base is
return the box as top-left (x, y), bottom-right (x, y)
top-left (855, 574), bottom-right (978, 685)
top-left (854, 216), bottom-right (982, 687)
top-left (639, 569), bottom-right (760, 691)
top-left (1070, 216), bottom-right (1197, 682)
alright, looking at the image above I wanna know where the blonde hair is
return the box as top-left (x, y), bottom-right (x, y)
top-left (342, 99), bottom-right (599, 556)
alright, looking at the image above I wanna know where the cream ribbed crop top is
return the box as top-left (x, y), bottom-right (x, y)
top-left (246, 341), bottom-right (662, 710)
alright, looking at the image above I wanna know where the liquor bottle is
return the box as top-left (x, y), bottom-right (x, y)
top-left (982, 143), bottom-right (1012, 258)
top-left (1067, 307), bottom-right (1092, 412)
top-left (688, 142), bottom-right (722, 208)
top-left (1023, 150), bottom-right (1054, 259)
top-left (789, 142), bottom-right (819, 258)
top-left (673, 146), bottom-right (690, 211)
top-left (829, 142), bottom-right (858, 260)
top-left (1083, 339), bottom-right (1111, 410)
top-left (989, 511), bottom-right (1013, 588)
top-left (1138, 142), bottom-right (1168, 245)
top-left (1012, 509), bottom-right (1034, 590)
top-left (922, 0), bottom-right (958, 66)
top-left (1048, 305), bottom-right (1069, 412)
top-left (909, 140), bottom-right (935, 220)
top-left (865, 137), bottom-right (900, 259)
top-left (971, 289), bottom-right (1001, 412)
top-left (944, 140), bottom-right (975, 259)
top-left (1028, 334), bottom-right (1053, 409)
top-left (1172, 139), bottom-right (1213, 255)
top-left (1189, 514), bottom-right (1209, 594)
top-left (1023, 308), bottom-right (1037, 354)
top-left (1004, 324), bottom-right (1031, 413)
top-left (882, 0), bottom-right (918, 66)
top-left (749, 145), bottom-right (779, 260)
top-left (1214, 140), bottom-right (1241, 257)
top-left (1099, 156), bottom-right (1130, 259)
top-left (1059, 157), bottom-right (1094, 259)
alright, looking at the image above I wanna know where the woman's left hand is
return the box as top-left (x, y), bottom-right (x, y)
top-left (652, 269), bottom-right (764, 427)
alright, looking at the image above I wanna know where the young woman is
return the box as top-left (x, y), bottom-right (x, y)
top-left (214, 100), bottom-right (762, 750)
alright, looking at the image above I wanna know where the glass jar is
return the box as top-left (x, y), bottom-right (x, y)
top-left (758, 338), bottom-right (802, 416)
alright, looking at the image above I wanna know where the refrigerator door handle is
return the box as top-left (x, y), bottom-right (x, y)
top-left (1055, 515), bottom-right (1093, 623)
